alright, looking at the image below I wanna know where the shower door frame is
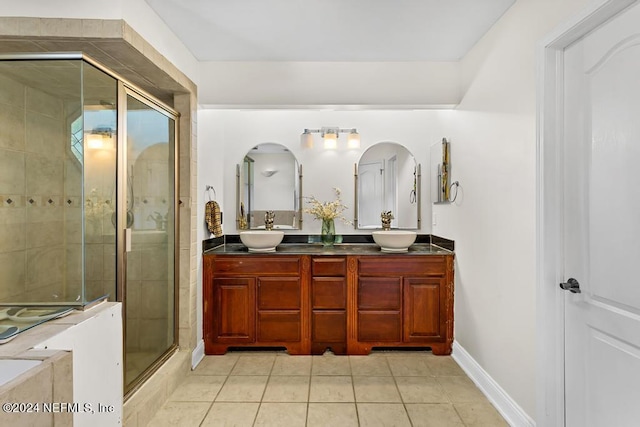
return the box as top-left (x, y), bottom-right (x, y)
top-left (0, 51), bottom-right (182, 399)
top-left (115, 81), bottom-right (180, 398)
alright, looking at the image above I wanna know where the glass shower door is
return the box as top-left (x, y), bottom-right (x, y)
top-left (122, 90), bottom-right (177, 392)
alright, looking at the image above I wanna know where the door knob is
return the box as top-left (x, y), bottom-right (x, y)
top-left (559, 278), bottom-right (581, 293)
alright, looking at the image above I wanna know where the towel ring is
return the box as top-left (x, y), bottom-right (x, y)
top-left (205, 185), bottom-right (217, 201)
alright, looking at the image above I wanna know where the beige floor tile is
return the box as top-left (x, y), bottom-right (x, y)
top-left (309, 376), bottom-right (355, 402)
top-left (353, 376), bottom-right (402, 403)
top-left (312, 354), bottom-right (351, 375)
top-left (216, 376), bottom-right (268, 402)
top-left (254, 402), bottom-right (307, 426)
top-left (454, 402), bottom-right (509, 427)
top-left (387, 355), bottom-right (432, 376)
top-left (262, 376), bottom-right (310, 402)
top-left (349, 355), bottom-right (392, 376)
top-left (146, 351), bottom-right (507, 427)
top-left (231, 354), bottom-right (276, 375)
top-left (201, 402), bottom-right (260, 427)
top-left (146, 401), bottom-right (210, 427)
top-left (405, 403), bottom-right (465, 427)
top-left (271, 355), bottom-right (312, 376)
top-left (437, 376), bottom-right (487, 403)
top-left (426, 356), bottom-right (466, 376)
top-left (356, 403), bottom-right (412, 427)
top-left (195, 355), bottom-right (239, 376)
top-left (167, 375), bottom-right (226, 402)
top-left (306, 403), bottom-right (359, 427)
top-left (395, 376), bottom-right (449, 403)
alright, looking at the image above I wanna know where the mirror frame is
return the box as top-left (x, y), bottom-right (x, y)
top-left (235, 146), bottom-right (303, 230)
top-left (353, 143), bottom-right (421, 230)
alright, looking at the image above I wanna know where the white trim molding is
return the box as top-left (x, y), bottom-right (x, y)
top-left (191, 339), bottom-right (205, 370)
top-left (452, 341), bottom-right (535, 427)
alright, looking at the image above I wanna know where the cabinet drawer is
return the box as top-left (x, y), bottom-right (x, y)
top-left (358, 257), bottom-right (445, 276)
top-left (213, 256), bottom-right (300, 275)
top-left (312, 278), bottom-right (346, 309)
top-left (258, 277), bottom-right (300, 310)
top-left (312, 257), bottom-right (346, 276)
top-left (312, 310), bottom-right (346, 342)
top-left (358, 311), bottom-right (401, 342)
top-left (358, 277), bottom-right (401, 310)
top-left (258, 311), bottom-right (301, 342)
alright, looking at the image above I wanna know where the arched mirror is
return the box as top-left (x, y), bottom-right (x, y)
top-left (236, 143), bottom-right (302, 230)
top-left (354, 142), bottom-right (421, 229)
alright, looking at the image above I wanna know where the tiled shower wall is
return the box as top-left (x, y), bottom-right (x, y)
top-left (0, 72), bottom-right (69, 303)
top-left (0, 71), bottom-right (113, 304)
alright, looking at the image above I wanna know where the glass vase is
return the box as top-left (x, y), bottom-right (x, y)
top-left (321, 218), bottom-right (336, 247)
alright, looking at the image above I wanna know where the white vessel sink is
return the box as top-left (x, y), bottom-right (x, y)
top-left (240, 230), bottom-right (285, 252)
top-left (372, 230), bottom-right (417, 252)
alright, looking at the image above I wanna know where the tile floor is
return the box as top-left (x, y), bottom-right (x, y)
top-left (147, 351), bottom-right (508, 426)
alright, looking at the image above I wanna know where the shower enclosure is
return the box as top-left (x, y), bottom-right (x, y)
top-left (0, 53), bottom-right (178, 395)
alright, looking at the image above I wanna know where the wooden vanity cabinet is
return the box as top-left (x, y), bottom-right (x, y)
top-left (204, 251), bottom-right (454, 356)
top-left (310, 257), bottom-right (347, 354)
top-left (203, 255), bottom-right (308, 355)
top-left (348, 255), bottom-right (454, 355)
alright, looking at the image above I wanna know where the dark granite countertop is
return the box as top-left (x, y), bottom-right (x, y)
top-left (204, 242), bottom-right (453, 256)
top-left (203, 233), bottom-right (454, 256)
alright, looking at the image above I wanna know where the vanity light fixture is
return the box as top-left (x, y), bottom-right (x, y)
top-left (300, 127), bottom-right (360, 150)
top-left (86, 127), bottom-right (114, 150)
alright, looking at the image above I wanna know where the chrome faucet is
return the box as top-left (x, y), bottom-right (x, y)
top-left (265, 211), bottom-right (275, 231)
top-left (381, 211), bottom-right (394, 231)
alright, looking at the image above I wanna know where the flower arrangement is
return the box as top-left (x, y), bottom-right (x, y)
top-left (304, 187), bottom-right (350, 223)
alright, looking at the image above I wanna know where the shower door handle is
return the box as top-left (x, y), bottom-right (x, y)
top-left (125, 228), bottom-right (132, 252)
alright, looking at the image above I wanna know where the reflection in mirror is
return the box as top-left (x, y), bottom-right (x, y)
top-left (355, 142), bottom-right (420, 229)
top-left (237, 143), bottom-right (302, 230)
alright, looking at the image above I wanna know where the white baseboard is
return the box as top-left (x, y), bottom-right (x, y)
top-left (191, 339), bottom-right (205, 369)
top-left (452, 341), bottom-right (535, 427)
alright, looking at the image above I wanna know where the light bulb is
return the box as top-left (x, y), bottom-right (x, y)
top-left (300, 129), bottom-right (314, 149)
top-left (323, 131), bottom-right (337, 150)
top-left (347, 129), bottom-right (360, 149)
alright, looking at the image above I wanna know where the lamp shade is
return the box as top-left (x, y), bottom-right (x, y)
top-left (323, 130), bottom-right (338, 150)
top-left (300, 129), bottom-right (314, 149)
top-left (347, 129), bottom-right (360, 149)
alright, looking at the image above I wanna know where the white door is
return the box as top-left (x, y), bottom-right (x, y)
top-left (563, 3), bottom-right (640, 426)
top-left (359, 161), bottom-right (383, 227)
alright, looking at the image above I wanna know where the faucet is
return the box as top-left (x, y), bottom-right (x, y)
top-left (148, 211), bottom-right (164, 230)
top-left (381, 211), bottom-right (394, 231)
top-left (264, 211), bottom-right (275, 231)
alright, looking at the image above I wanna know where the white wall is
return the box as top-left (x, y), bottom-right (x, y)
top-left (433, 0), bottom-right (590, 419)
top-left (0, 0), bottom-right (200, 84)
top-left (196, 112), bottom-right (226, 348)
top-left (198, 109), bottom-right (450, 236)
top-left (198, 61), bottom-right (460, 107)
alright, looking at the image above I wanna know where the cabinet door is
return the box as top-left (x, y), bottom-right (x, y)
top-left (403, 277), bottom-right (444, 342)
top-left (212, 277), bottom-right (255, 343)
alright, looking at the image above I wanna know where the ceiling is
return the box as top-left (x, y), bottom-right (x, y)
top-left (144, 0), bottom-right (516, 62)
